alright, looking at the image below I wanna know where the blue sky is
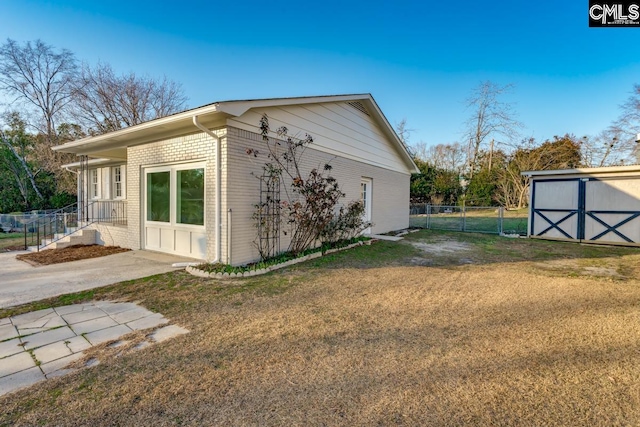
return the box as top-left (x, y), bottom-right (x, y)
top-left (2, 0), bottom-right (640, 147)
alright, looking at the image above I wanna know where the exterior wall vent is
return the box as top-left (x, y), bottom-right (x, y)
top-left (347, 101), bottom-right (370, 116)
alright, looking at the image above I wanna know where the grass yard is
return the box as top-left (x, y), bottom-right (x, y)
top-left (0, 232), bottom-right (25, 252)
top-left (2, 230), bottom-right (640, 425)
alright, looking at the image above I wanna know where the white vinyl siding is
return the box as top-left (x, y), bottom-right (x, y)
top-left (227, 101), bottom-right (409, 173)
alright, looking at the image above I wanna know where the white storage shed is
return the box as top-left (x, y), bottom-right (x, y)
top-left (523, 166), bottom-right (640, 246)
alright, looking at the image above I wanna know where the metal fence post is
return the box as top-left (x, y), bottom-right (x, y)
top-left (498, 207), bottom-right (504, 234)
top-left (461, 203), bottom-right (466, 231)
top-left (426, 204), bottom-right (431, 229)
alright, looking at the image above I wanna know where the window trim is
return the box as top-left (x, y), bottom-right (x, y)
top-left (144, 162), bottom-right (206, 229)
top-left (112, 165), bottom-right (125, 200)
top-left (89, 169), bottom-right (101, 200)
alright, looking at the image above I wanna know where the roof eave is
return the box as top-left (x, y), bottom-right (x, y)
top-left (53, 103), bottom-right (222, 154)
top-left (52, 93), bottom-right (421, 174)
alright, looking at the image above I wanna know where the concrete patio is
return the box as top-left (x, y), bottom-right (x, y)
top-left (0, 301), bottom-right (189, 397)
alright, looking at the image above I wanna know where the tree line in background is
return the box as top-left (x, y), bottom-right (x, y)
top-left (403, 81), bottom-right (640, 209)
top-left (0, 39), bottom-right (187, 213)
top-left (3, 39), bottom-right (640, 214)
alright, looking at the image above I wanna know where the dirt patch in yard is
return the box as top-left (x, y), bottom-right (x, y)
top-left (408, 236), bottom-right (475, 266)
top-left (16, 244), bottom-right (130, 266)
top-left (411, 239), bottom-right (472, 254)
top-left (534, 258), bottom-right (626, 279)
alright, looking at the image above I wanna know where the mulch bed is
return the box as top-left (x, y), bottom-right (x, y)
top-left (16, 244), bottom-right (130, 266)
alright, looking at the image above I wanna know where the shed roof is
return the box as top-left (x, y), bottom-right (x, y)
top-left (522, 165), bottom-right (640, 177)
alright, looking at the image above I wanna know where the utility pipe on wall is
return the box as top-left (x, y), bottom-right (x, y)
top-left (192, 116), bottom-right (222, 263)
top-left (227, 208), bottom-right (232, 264)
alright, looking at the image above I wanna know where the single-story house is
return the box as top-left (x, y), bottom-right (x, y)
top-left (54, 94), bottom-right (419, 265)
top-left (522, 165), bottom-right (640, 246)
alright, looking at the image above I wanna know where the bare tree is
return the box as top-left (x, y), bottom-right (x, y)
top-left (464, 81), bottom-right (522, 179)
top-left (73, 63), bottom-right (187, 135)
top-left (409, 140), bottom-right (429, 161)
top-left (595, 84), bottom-right (640, 165)
top-left (0, 39), bottom-right (78, 143)
top-left (395, 118), bottom-right (413, 146)
top-left (618, 84), bottom-right (640, 133)
top-left (497, 135), bottom-right (581, 209)
top-left (427, 143), bottom-right (466, 172)
top-left (580, 128), bottom-right (631, 167)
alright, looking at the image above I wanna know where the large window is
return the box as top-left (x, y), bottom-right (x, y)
top-left (145, 164), bottom-right (205, 226)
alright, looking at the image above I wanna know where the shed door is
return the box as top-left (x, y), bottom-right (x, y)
top-left (531, 179), bottom-right (581, 240)
top-left (583, 178), bottom-right (640, 244)
top-left (531, 177), bottom-right (640, 245)
top-left (144, 163), bottom-right (207, 259)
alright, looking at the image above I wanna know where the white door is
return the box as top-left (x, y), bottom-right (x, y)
top-left (361, 178), bottom-right (372, 234)
top-left (144, 163), bottom-right (207, 259)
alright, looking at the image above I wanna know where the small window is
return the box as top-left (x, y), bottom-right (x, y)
top-left (90, 169), bottom-right (99, 199)
top-left (113, 166), bottom-right (123, 199)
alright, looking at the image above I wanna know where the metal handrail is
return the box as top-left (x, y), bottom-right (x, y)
top-left (22, 202), bottom-right (81, 251)
top-left (22, 200), bottom-right (128, 251)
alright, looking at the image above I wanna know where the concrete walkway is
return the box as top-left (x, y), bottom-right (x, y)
top-left (0, 301), bottom-right (189, 396)
top-left (0, 250), bottom-right (198, 308)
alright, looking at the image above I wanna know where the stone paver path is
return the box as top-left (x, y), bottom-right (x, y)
top-left (0, 301), bottom-right (189, 396)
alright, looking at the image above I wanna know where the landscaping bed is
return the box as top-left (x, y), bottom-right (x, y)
top-left (189, 237), bottom-right (373, 278)
top-left (16, 244), bottom-right (130, 266)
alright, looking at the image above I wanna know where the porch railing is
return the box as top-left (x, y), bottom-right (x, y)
top-left (83, 200), bottom-right (127, 225)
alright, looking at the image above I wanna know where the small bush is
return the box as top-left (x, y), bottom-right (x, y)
top-left (321, 200), bottom-right (371, 245)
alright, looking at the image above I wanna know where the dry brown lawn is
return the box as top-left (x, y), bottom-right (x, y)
top-left (2, 231), bottom-right (640, 426)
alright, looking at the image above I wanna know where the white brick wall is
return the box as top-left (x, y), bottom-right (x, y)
top-left (91, 223), bottom-right (130, 246)
top-left (87, 125), bottom-right (409, 266)
top-left (224, 126), bottom-right (410, 265)
top-left (127, 129), bottom-right (223, 260)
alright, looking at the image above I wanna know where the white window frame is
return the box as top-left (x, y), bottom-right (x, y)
top-left (112, 165), bottom-right (125, 200)
top-left (89, 169), bottom-right (101, 200)
top-left (144, 162), bottom-right (206, 229)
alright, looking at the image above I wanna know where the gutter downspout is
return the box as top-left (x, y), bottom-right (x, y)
top-left (193, 116), bottom-right (222, 263)
top-left (64, 166), bottom-right (80, 175)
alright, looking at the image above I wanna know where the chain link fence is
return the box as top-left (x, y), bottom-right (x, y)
top-left (410, 204), bottom-right (528, 235)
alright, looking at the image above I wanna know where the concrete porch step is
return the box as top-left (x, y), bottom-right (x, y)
top-left (41, 229), bottom-right (96, 250)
